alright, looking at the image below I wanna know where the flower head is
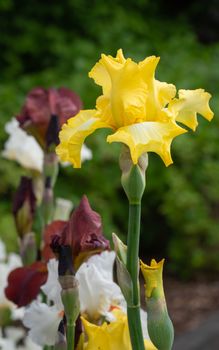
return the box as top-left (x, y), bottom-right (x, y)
top-left (56, 49), bottom-right (213, 167)
top-left (47, 196), bottom-right (110, 268)
top-left (17, 87), bottom-right (82, 148)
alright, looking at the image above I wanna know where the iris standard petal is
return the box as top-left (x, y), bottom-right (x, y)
top-left (139, 56), bottom-right (177, 121)
top-left (56, 110), bottom-right (111, 168)
top-left (169, 89), bottom-right (213, 131)
top-left (107, 121), bottom-right (186, 166)
top-left (95, 55), bottom-right (148, 127)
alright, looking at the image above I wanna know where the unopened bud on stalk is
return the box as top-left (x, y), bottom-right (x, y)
top-left (13, 176), bottom-right (36, 237)
top-left (140, 259), bottom-right (174, 350)
top-left (119, 146), bottom-right (148, 204)
top-left (20, 232), bottom-right (37, 265)
top-left (112, 233), bottom-right (133, 306)
top-left (59, 275), bottom-right (80, 326)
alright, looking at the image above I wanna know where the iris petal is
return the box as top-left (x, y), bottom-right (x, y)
top-left (56, 110), bottom-right (111, 168)
top-left (107, 121), bottom-right (186, 166)
top-left (169, 89), bottom-right (213, 131)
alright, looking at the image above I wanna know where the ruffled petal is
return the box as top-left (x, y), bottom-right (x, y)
top-left (81, 309), bottom-right (157, 350)
top-left (89, 49), bottom-right (126, 95)
top-left (155, 80), bottom-right (176, 107)
top-left (56, 110), bottom-right (110, 168)
top-left (139, 56), bottom-right (176, 121)
top-left (107, 121), bottom-right (186, 166)
top-left (97, 57), bottom-right (148, 127)
top-left (169, 89), bottom-right (213, 131)
top-left (23, 301), bottom-right (62, 346)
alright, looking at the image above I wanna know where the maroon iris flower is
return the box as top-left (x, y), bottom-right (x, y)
top-left (59, 195), bottom-right (110, 268)
top-left (45, 196), bottom-right (110, 269)
top-left (16, 87), bottom-right (82, 148)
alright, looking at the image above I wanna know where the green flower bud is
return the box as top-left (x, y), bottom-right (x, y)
top-left (59, 275), bottom-right (80, 324)
top-left (112, 233), bottom-right (134, 306)
top-left (20, 232), bottom-right (37, 265)
top-left (112, 232), bottom-right (127, 265)
top-left (119, 146), bottom-right (148, 204)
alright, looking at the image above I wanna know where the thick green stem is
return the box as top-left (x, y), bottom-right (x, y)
top-left (126, 203), bottom-right (145, 350)
top-left (67, 321), bottom-right (75, 350)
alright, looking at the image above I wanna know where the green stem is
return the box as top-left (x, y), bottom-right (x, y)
top-left (67, 321), bottom-right (75, 350)
top-left (126, 203), bottom-right (145, 350)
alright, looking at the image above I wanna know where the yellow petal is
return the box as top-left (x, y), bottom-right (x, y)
top-left (140, 259), bottom-right (165, 298)
top-left (56, 110), bottom-right (110, 168)
top-left (104, 59), bottom-right (148, 127)
top-left (89, 60), bottom-right (111, 95)
top-left (107, 121), bottom-right (186, 166)
top-left (138, 56), bottom-right (176, 121)
top-left (81, 309), bottom-right (157, 350)
top-left (155, 80), bottom-right (176, 107)
top-left (169, 89), bottom-right (214, 130)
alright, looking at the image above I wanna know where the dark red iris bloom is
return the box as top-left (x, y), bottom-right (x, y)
top-left (44, 195), bottom-right (110, 268)
top-left (64, 195), bottom-right (110, 265)
top-left (13, 176), bottom-right (36, 237)
top-left (16, 87), bottom-right (82, 148)
top-left (5, 262), bottom-right (48, 307)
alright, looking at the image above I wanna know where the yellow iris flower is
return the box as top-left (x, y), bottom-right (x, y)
top-left (56, 49), bottom-right (213, 167)
top-left (78, 309), bottom-right (157, 350)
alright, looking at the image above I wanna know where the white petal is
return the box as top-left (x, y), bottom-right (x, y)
top-left (0, 337), bottom-right (16, 350)
top-left (81, 144), bottom-right (93, 162)
top-left (23, 301), bottom-right (62, 346)
top-left (53, 198), bottom-right (73, 221)
top-left (18, 337), bottom-right (42, 350)
top-left (76, 251), bottom-right (124, 320)
top-left (2, 118), bottom-right (44, 172)
top-left (0, 252), bottom-right (22, 306)
top-left (41, 259), bottom-right (63, 309)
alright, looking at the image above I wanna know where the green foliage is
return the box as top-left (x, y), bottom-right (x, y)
top-left (0, 0), bottom-right (219, 277)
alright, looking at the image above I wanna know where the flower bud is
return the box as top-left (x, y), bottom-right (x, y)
top-left (112, 232), bottom-right (127, 265)
top-left (13, 176), bottom-right (36, 237)
top-left (59, 275), bottom-right (80, 325)
top-left (140, 259), bottom-right (174, 350)
top-left (112, 233), bottom-right (133, 306)
top-left (20, 232), bottom-right (37, 265)
top-left (119, 146), bottom-right (148, 204)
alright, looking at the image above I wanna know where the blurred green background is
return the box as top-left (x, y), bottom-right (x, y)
top-left (0, 0), bottom-right (219, 278)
